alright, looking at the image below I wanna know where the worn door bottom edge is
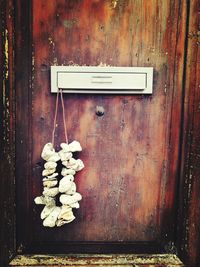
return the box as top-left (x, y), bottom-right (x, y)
top-left (9, 253), bottom-right (184, 267)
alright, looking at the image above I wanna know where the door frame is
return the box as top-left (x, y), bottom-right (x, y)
top-left (0, 0), bottom-right (199, 266)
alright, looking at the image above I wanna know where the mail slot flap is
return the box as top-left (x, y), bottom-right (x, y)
top-left (58, 72), bottom-right (146, 90)
top-left (51, 66), bottom-right (153, 94)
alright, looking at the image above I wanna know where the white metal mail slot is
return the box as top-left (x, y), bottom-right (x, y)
top-left (51, 66), bottom-right (153, 94)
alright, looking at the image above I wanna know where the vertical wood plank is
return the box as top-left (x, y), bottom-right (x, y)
top-left (0, 0), bottom-right (16, 266)
top-left (160, 0), bottom-right (188, 242)
top-left (15, 0), bottom-right (32, 254)
top-left (177, 0), bottom-right (200, 266)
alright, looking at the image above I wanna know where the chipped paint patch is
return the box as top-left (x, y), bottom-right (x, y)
top-left (63, 19), bottom-right (77, 29)
top-left (2, 26), bottom-right (12, 163)
top-left (48, 37), bottom-right (56, 56)
top-left (2, 28), bottom-right (9, 127)
top-left (9, 254), bottom-right (184, 266)
top-left (4, 28), bottom-right (9, 79)
top-left (188, 31), bottom-right (200, 45)
top-left (111, 0), bottom-right (119, 8)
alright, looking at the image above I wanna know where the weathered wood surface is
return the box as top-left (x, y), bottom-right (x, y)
top-left (24, 0), bottom-right (187, 248)
top-left (1, 0), bottom-right (200, 266)
top-left (177, 1), bottom-right (200, 267)
top-left (15, 0), bottom-right (32, 255)
top-left (0, 0), bottom-right (16, 266)
top-left (9, 254), bottom-right (183, 267)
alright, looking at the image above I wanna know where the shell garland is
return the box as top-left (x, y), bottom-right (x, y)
top-left (34, 140), bottom-right (84, 227)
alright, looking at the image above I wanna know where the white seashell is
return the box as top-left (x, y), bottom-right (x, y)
top-left (56, 216), bottom-right (75, 227)
top-left (68, 158), bottom-right (77, 165)
top-left (59, 210), bottom-right (74, 221)
top-left (44, 161), bottom-right (57, 170)
top-left (76, 159), bottom-right (84, 171)
top-left (43, 207), bottom-right (61, 227)
top-left (62, 160), bottom-right (78, 169)
top-left (41, 205), bottom-right (55, 220)
top-left (65, 182), bottom-right (76, 195)
top-left (56, 206), bottom-right (75, 226)
top-left (34, 196), bottom-right (45, 205)
top-left (34, 195), bottom-right (55, 206)
top-left (47, 152), bottom-right (60, 162)
top-left (66, 158), bottom-right (79, 170)
top-left (64, 174), bottom-right (74, 181)
top-left (43, 173), bottom-right (58, 180)
top-left (62, 161), bottom-right (68, 168)
top-left (58, 150), bottom-right (73, 161)
top-left (43, 179), bottom-right (58, 188)
top-left (41, 143), bottom-right (55, 161)
top-left (61, 168), bottom-right (76, 176)
top-left (60, 141), bottom-right (82, 152)
top-left (43, 177), bottom-right (57, 182)
top-left (63, 212), bottom-right (75, 221)
top-left (43, 187), bottom-right (59, 197)
top-left (68, 140), bottom-right (82, 152)
top-left (60, 192), bottom-right (82, 205)
top-left (58, 205), bottom-right (72, 219)
top-left (44, 196), bottom-right (56, 206)
top-left (70, 202), bottom-right (80, 209)
top-left (64, 158), bottom-right (84, 171)
top-left (60, 143), bottom-right (70, 152)
top-left (42, 168), bottom-right (56, 176)
top-left (59, 176), bottom-right (74, 193)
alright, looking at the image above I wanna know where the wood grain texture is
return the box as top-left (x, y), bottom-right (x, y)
top-left (0, 0), bottom-right (16, 266)
top-left (14, 0), bottom-right (187, 250)
top-left (1, 0), bottom-right (200, 266)
top-left (177, 1), bottom-right (200, 267)
top-left (15, 0), bottom-right (32, 255)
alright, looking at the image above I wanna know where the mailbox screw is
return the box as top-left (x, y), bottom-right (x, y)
top-left (96, 105), bottom-right (104, 116)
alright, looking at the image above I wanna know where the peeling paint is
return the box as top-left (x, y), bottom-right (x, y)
top-left (188, 30), bottom-right (200, 45)
top-left (48, 37), bottom-right (56, 54)
top-left (9, 254), bottom-right (183, 266)
top-left (2, 26), bottom-right (11, 162)
top-left (111, 0), bottom-right (119, 9)
top-left (2, 28), bottom-right (9, 109)
top-left (63, 19), bottom-right (77, 29)
top-left (0, 3), bottom-right (16, 267)
top-left (4, 28), bottom-right (9, 79)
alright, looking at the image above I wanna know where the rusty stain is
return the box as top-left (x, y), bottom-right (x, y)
top-left (9, 254), bottom-right (183, 266)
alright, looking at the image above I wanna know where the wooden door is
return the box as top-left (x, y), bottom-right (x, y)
top-left (15, 0), bottom-right (187, 254)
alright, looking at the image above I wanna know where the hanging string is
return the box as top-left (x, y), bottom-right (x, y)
top-left (51, 90), bottom-right (59, 146)
top-left (60, 89), bottom-right (68, 144)
top-left (51, 89), bottom-right (68, 146)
